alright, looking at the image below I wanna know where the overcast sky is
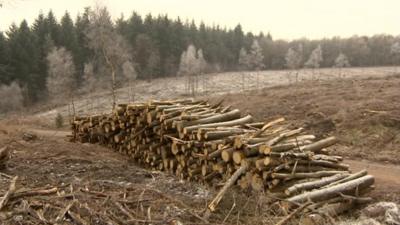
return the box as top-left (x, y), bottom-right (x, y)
top-left (0, 0), bottom-right (399, 40)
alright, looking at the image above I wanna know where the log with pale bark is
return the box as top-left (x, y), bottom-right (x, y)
top-left (287, 175), bottom-right (374, 204)
top-left (285, 173), bottom-right (349, 195)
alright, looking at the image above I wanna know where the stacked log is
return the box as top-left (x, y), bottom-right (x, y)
top-left (71, 99), bottom-right (374, 218)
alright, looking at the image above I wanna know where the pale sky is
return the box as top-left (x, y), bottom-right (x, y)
top-left (0, 0), bottom-right (399, 40)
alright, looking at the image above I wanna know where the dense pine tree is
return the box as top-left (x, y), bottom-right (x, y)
top-left (8, 20), bottom-right (41, 104)
top-left (0, 7), bottom-right (400, 106)
top-left (75, 7), bottom-right (92, 81)
top-left (0, 32), bottom-right (12, 84)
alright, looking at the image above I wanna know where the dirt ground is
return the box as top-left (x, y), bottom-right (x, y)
top-left (0, 124), bottom-right (290, 225)
top-left (1, 71), bottom-right (400, 224)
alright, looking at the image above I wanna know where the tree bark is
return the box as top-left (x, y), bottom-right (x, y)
top-left (299, 137), bottom-right (338, 153)
top-left (285, 173), bottom-right (349, 196)
top-left (272, 171), bottom-right (347, 180)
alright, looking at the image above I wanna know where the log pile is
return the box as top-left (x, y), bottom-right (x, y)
top-left (71, 99), bottom-right (375, 219)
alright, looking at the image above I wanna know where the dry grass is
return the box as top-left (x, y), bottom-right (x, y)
top-left (32, 66), bottom-right (399, 125)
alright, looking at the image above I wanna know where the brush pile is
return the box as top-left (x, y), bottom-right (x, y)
top-left (71, 99), bottom-right (375, 221)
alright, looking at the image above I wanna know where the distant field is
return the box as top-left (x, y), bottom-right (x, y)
top-left (36, 66), bottom-right (399, 121)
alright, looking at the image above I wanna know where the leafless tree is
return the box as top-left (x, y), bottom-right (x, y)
top-left (304, 45), bottom-right (323, 79)
top-left (122, 60), bottom-right (137, 102)
top-left (0, 0), bottom-right (22, 8)
top-left (46, 46), bottom-right (76, 116)
top-left (334, 53), bottom-right (351, 78)
top-left (247, 39), bottom-right (265, 90)
top-left (285, 44), bottom-right (303, 83)
top-left (197, 49), bottom-right (208, 92)
top-left (178, 44), bottom-right (199, 96)
top-left (85, 6), bottom-right (133, 110)
top-left (391, 42), bottom-right (400, 74)
top-left (83, 62), bottom-right (97, 111)
top-left (238, 47), bottom-right (249, 91)
top-left (0, 82), bottom-right (23, 113)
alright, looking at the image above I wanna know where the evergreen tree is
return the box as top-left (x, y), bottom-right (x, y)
top-left (60, 12), bottom-right (78, 52)
top-left (60, 12), bottom-right (80, 82)
top-left (32, 12), bottom-right (53, 97)
top-left (8, 20), bottom-right (41, 104)
top-left (147, 49), bottom-right (160, 81)
top-left (126, 12), bottom-right (144, 43)
top-left (134, 33), bottom-right (155, 78)
top-left (75, 8), bottom-right (92, 80)
top-left (45, 11), bottom-right (61, 46)
top-left (0, 32), bottom-right (12, 84)
top-left (232, 24), bottom-right (244, 63)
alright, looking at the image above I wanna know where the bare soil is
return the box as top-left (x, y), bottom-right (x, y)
top-left (0, 125), bottom-right (285, 224)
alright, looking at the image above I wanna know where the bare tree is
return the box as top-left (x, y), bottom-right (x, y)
top-left (122, 60), bottom-right (137, 102)
top-left (238, 47), bottom-right (250, 91)
top-left (0, 0), bottom-right (22, 8)
top-left (0, 82), bottom-right (23, 113)
top-left (334, 53), bottom-right (351, 78)
top-left (46, 46), bottom-right (76, 116)
top-left (391, 42), bottom-right (400, 74)
top-left (197, 49), bottom-right (208, 92)
top-left (304, 45), bottom-right (323, 79)
top-left (391, 42), bottom-right (400, 54)
top-left (83, 62), bottom-right (97, 111)
top-left (178, 44), bottom-right (198, 96)
top-left (248, 40), bottom-right (264, 70)
top-left (247, 39), bottom-right (265, 90)
top-left (285, 44), bottom-right (303, 83)
top-left (85, 6), bottom-right (133, 110)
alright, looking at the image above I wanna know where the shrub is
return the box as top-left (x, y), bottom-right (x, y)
top-left (55, 113), bottom-right (64, 128)
top-left (0, 82), bottom-right (23, 113)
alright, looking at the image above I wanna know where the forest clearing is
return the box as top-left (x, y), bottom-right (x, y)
top-left (1, 1), bottom-right (400, 224)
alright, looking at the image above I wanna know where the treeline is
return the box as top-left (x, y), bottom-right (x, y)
top-left (1, 7), bottom-right (400, 106)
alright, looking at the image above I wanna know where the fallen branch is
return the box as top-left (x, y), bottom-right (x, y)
top-left (11, 187), bottom-right (58, 200)
top-left (208, 164), bottom-right (248, 212)
top-left (275, 202), bottom-right (312, 225)
top-left (55, 200), bottom-right (76, 222)
top-left (0, 176), bottom-right (18, 210)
